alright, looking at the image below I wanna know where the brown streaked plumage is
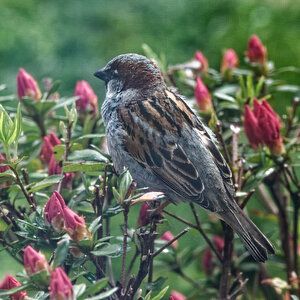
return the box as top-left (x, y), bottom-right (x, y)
top-left (94, 53), bottom-right (275, 262)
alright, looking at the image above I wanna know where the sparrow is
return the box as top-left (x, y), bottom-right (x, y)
top-left (94, 53), bottom-right (275, 262)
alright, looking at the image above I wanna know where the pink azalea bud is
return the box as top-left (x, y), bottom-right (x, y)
top-left (213, 236), bottom-right (224, 254)
top-left (194, 77), bottom-right (213, 114)
top-left (246, 35), bottom-right (267, 65)
top-left (0, 153), bottom-right (9, 173)
top-left (44, 191), bottom-right (66, 232)
top-left (23, 246), bottom-right (52, 277)
top-left (256, 99), bottom-right (284, 156)
top-left (169, 290), bottom-right (186, 300)
top-left (202, 248), bottom-right (213, 274)
top-left (74, 80), bottom-right (98, 115)
top-left (17, 68), bottom-right (41, 101)
top-left (243, 104), bottom-right (262, 150)
top-left (63, 207), bottom-right (91, 242)
top-left (40, 133), bottom-right (61, 164)
top-left (48, 155), bottom-right (74, 188)
top-left (221, 49), bottom-right (239, 75)
top-left (137, 202), bottom-right (150, 227)
top-left (160, 231), bottom-right (178, 250)
top-left (49, 267), bottom-right (74, 300)
top-left (0, 275), bottom-right (27, 300)
top-left (194, 50), bottom-right (209, 74)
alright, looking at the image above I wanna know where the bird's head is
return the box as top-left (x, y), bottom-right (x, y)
top-left (94, 54), bottom-right (164, 93)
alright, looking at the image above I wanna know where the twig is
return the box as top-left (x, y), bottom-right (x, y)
top-left (21, 168), bottom-right (36, 209)
top-left (190, 203), bottom-right (223, 262)
top-left (153, 227), bottom-right (189, 258)
top-left (57, 120), bottom-right (73, 193)
top-left (121, 204), bottom-right (129, 290)
top-left (240, 189), bottom-right (255, 210)
top-left (146, 221), bottom-right (157, 293)
top-left (126, 247), bottom-right (140, 278)
top-left (10, 167), bottom-right (36, 211)
top-left (219, 222), bottom-right (234, 300)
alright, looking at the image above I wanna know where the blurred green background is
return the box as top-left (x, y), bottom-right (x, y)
top-left (0, 0), bottom-right (299, 296)
top-left (1, 0), bottom-right (300, 100)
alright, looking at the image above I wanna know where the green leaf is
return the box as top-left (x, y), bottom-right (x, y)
top-left (246, 74), bottom-right (254, 99)
top-left (68, 149), bottom-right (108, 162)
top-left (73, 133), bottom-right (106, 142)
top-left (78, 278), bottom-right (109, 300)
top-left (7, 103), bottom-right (22, 145)
top-left (0, 105), bottom-right (13, 142)
top-left (255, 76), bottom-right (265, 97)
top-left (0, 284), bottom-right (31, 297)
top-left (28, 175), bottom-right (64, 192)
top-left (51, 97), bottom-right (77, 111)
top-left (214, 92), bottom-right (235, 102)
top-left (73, 284), bottom-right (87, 298)
top-left (85, 287), bottom-right (118, 300)
top-left (151, 285), bottom-right (169, 300)
top-left (88, 216), bottom-right (102, 236)
top-left (53, 239), bottom-right (69, 268)
top-left (119, 170), bottom-right (132, 199)
top-left (0, 218), bottom-right (9, 231)
top-left (91, 244), bottom-right (122, 257)
top-left (62, 162), bottom-right (106, 173)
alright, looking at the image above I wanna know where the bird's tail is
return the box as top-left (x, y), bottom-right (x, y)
top-left (217, 206), bottom-right (275, 262)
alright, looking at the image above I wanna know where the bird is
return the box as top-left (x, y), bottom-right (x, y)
top-left (94, 53), bottom-right (275, 262)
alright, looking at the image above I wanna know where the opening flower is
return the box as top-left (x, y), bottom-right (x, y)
top-left (221, 49), bottom-right (239, 75)
top-left (23, 245), bottom-right (52, 277)
top-left (194, 50), bottom-right (209, 74)
top-left (44, 191), bottom-right (66, 232)
top-left (49, 268), bottom-right (74, 300)
top-left (169, 290), bottom-right (186, 300)
top-left (39, 133), bottom-right (61, 164)
top-left (17, 68), bottom-right (41, 101)
top-left (246, 35), bottom-right (267, 65)
top-left (0, 275), bottom-right (27, 300)
top-left (74, 80), bottom-right (98, 116)
top-left (194, 77), bottom-right (213, 114)
top-left (63, 207), bottom-right (91, 242)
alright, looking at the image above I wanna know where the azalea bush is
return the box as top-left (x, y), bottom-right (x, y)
top-left (0, 35), bottom-right (299, 300)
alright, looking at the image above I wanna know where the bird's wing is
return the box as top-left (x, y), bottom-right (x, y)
top-left (117, 89), bottom-right (234, 206)
top-left (117, 89), bottom-right (205, 203)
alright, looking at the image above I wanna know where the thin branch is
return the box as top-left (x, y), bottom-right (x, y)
top-left (153, 227), bottom-right (189, 258)
top-left (219, 222), bottom-right (234, 299)
top-left (121, 205), bottom-right (129, 290)
top-left (190, 203), bottom-right (223, 262)
top-left (216, 120), bottom-right (232, 169)
top-left (240, 189), bottom-right (255, 210)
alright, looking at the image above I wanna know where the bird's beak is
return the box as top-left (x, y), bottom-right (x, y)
top-left (94, 68), bottom-right (108, 82)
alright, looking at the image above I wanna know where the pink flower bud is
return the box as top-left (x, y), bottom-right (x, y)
top-left (194, 50), bottom-right (209, 74)
top-left (221, 49), bottom-right (239, 74)
top-left (40, 133), bottom-right (61, 164)
top-left (63, 207), bottom-right (91, 242)
top-left (213, 236), bottom-right (224, 254)
top-left (194, 77), bottom-right (213, 114)
top-left (169, 290), bottom-right (186, 300)
top-left (17, 68), bottom-right (41, 101)
top-left (243, 104), bottom-right (262, 150)
top-left (160, 231), bottom-right (178, 250)
top-left (49, 267), bottom-right (74, 300)
top-left (246, 35), bottom-right (267, 65)
top-left (23, 246), bottom-right (52, 277)
top-left (137, 202), bottom-right (150, 227)
top-left (256, 99), bottom-right (284, 156)
top-left (0, 153), bottom-right (9, 173)
top-left (0, 275), bottom-right (27, 300)
top-left (74, 81), bottom-right (98, 115)
top-left (202, 248), bottom-right (213, 274)
top-left (48, 155), bottom-right (74, 188)
top-left (44, 191), bottom-right (66, 232)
